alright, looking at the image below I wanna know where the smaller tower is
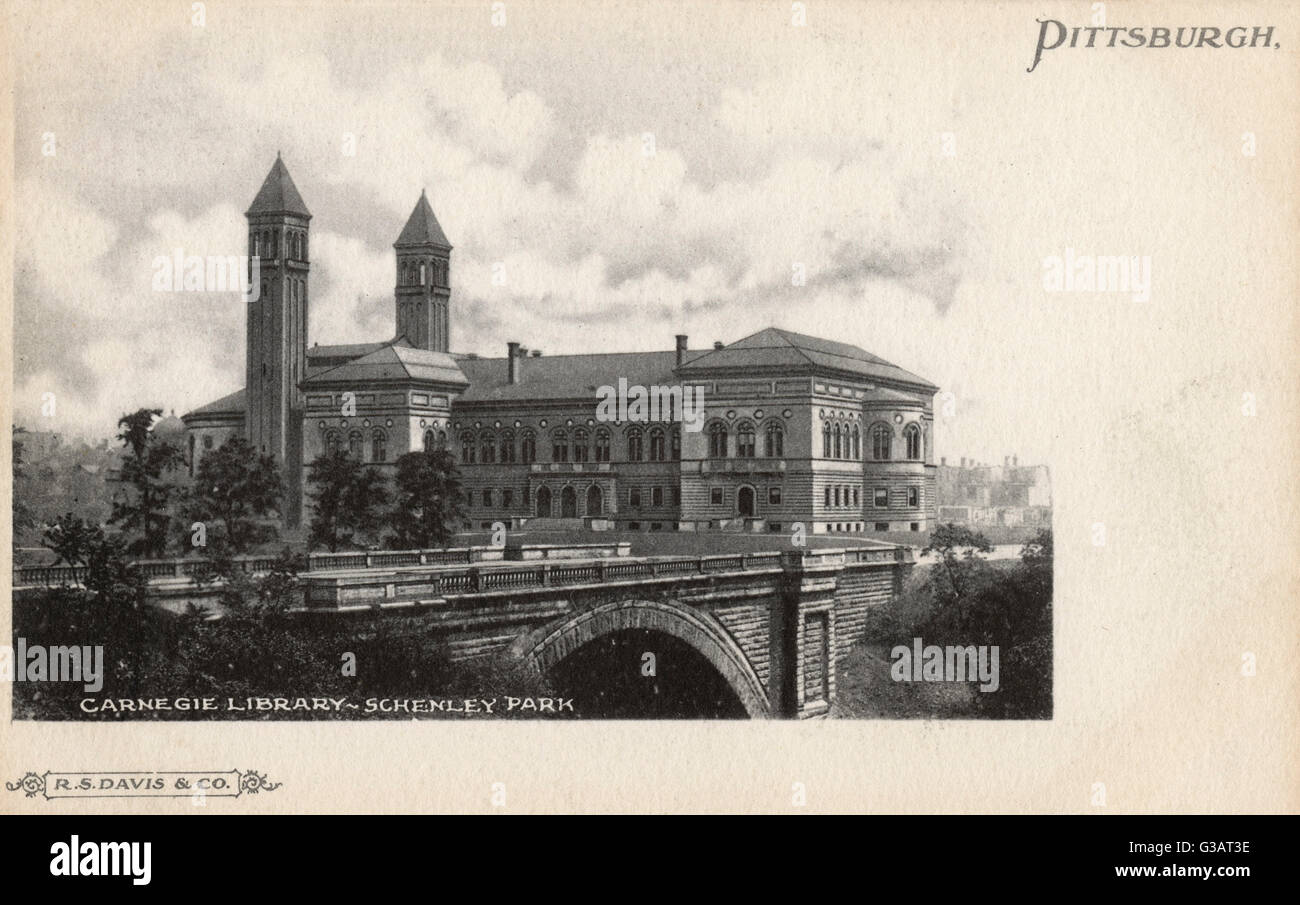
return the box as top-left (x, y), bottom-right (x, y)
top-left (394, 190), bottom-right (452, 353)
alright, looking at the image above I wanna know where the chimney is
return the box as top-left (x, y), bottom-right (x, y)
top-left (507, 341), bottom-right (520, 384)
top-left (1004, 455), bottom-right (1010, 467)
top-left (960, 457), bottom-right (967, 467)
top-left (713, 340), bottom-right (724, 350)
top-left (675, 334), bottom-right (688, 367)
top-left (940, 456), bottom-right (947, 466)
top-left (530, 350), bottom-right (542, 357)
top-left (1012, 455), bottom-right (1018, 467)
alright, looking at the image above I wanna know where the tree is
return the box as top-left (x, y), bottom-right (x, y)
top-left (183, 437), bottom-right (282, 553)
top-left (109, 408), bottom-right (184, 558)
top-left (306, 451), bottom-right (392, 552)
top-left (42, 513), bottom-right (104, 566)
top-left (922, 523), bottom-right (995, 606)
top-left (387, 449), bottom-right (465, 549)
top-left (12, 428), bottom-right (37, 548)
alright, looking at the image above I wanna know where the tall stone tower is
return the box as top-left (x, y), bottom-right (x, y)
top-left (245, 153), bottom-right (310, 527)
top-left (394, 190), bottom-right (452, 353)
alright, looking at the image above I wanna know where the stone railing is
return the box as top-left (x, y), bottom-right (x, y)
top-left (300, 547), bottom-right (910, 612)
top-left (12, 540), bottom-right (633, 589)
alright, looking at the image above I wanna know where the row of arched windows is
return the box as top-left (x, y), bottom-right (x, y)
top-left (823, 421), bottom-right (924, 461)
top-left (325, 429), bottom-right (387, 462)
top-left (824, 486), bottom-right (861, 508)
top-left (454, 427), bottom-right (681, 465)
top-left (250, 228), bottom-right (307, 262)
top-left (707, 421), bottom-right (784, 459)
top-left (399, 258), bottom-right (447, 287)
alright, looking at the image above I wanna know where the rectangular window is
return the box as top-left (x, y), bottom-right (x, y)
top-left (908, 486), bottom-right (920, 508)
top-left (769, 486), bottom-right (782, 504)
top-left (710, 487), bottom-right (723, 506)
top-left (652, 486), bottom-right (664, 507)
top-left (875, 522), bottom-right (889, 532)
top-left (672, 487), bottom-right (681, 506)
top-left (874, 488), bottom-right (888, 508)
top-left (483, 489), bottom-right (494, 507)
top-left (503, 489), bottom-right (513, 508)
top-left (629, 488), bottom-right (641, 508)
top-left (824, 487), bottom-right (831, 507)
top-left (853, 487), bottom-right (860, 506)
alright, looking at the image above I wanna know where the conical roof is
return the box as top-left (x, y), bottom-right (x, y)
top-left (394, 190), bottom-right (451, 248)
top-left (246, 153), bottom-right (311, 218)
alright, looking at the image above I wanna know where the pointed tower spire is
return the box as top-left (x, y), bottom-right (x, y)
top-left (394, 191), bottom-right (452, 353)
top-left (395, 191), bottom-right (451, 249)
top-left (247, 155), bottom-right (312, 219)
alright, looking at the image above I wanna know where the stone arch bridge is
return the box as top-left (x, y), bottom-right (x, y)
top-left (299, 545), bottom-right (914, 719)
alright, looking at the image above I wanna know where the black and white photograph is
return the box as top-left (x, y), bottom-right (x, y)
top-left (1, 0), bottom-right (1296, 823)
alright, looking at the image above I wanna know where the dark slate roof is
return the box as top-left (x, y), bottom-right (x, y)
top-left (679, 327), bottom-right (936, 390)
top-left (246, 154), bottom-right (311, 218)
top-left (307, 342), bottom-right (388, 360)
top-left (303, 344), bottom-right (468, 387)
top-left (456, 350), bottom-right (708, 403)
top-left (183, 388), bottom-right (246, 420)
top-left (394, 190), bottom-right (452, 248)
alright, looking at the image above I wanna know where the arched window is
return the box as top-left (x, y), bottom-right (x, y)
top-left (551, 430), bottom-right (569, 463)
top-left (627, 428), bottom-right (643, 462)
top-left (765, 422), bottom-right (784, 457)
top-left (423, 429), bottom-right (435, 451)
top-left (833, 423), bottom-right (842, 459)
top-left (904, 423), bottom-right (922, 460)
top-left (499, 431), bottom-right (515, 464)
top-left (251, 233), bottom-right (260, 256)
top-left (536, 486), bottom-right (552, 517)
top-left (348, 430), bottom-right (363, 461)
top-left (461, 432), bottom-right (476, 464)
top-left (480, 432), bottom-right (496, 464)
top-left (708, 422), bottom-right (728, 458)
top-left (572, 429), bottom-right (589, 463)
top-left (371, 429), bottom-right (387, 463)
top-left (648, 428), bottom-right (665, 461)
top-left (326, 430), bottom-right (342, 457)
top-left (871, 423), bottom-right (892, 461)
top-left (520, 431), bottom-right (536, 464)
top-left (822, 422), bottom-right (832, 458)
top-left (671, 428), bottom-right (681, 460)
top-left (419, 263), bottom-right (427, 284)
top-left (736, 422), bottom-right (756, 458)
top-left (594, 429), bottom-right (611, 462)
top-left (852, 424), bottom-right (861, 460)
top-left (436, 430), bottom-right (447, 450)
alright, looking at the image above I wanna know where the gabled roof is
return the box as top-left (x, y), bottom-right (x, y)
top-left (303, 344), bottom-right (468, 387)
top-left (394, 190), bottom-right (451, 249)
top-left (679, 327), bottom-right (936, 390)
top-left (246, 154), bottom-right (311, 219)
top-left (456, 350), bottom-right (708, 403)
top-left (183, 388), bottom-right (246, 420)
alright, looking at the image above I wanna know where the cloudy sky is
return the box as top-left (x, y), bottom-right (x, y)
top-left (10, 1), bottom-right (1294, 468)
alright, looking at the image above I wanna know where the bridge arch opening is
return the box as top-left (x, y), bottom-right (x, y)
top-left (516, 599), bottom-right (770, 719)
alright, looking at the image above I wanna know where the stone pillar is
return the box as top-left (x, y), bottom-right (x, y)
top-left (775, 550), bottom-right (842, 718)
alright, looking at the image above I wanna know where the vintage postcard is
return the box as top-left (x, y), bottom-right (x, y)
top-left (1, 0), bottom-right (1296, 814)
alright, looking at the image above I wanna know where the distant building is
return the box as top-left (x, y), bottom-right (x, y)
top-left (935, 456), bottom-right (1051, 529)
top-left (184, 156), bottom-right (942, 535)
top-left (15, 430), bottom-right (61, 462)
